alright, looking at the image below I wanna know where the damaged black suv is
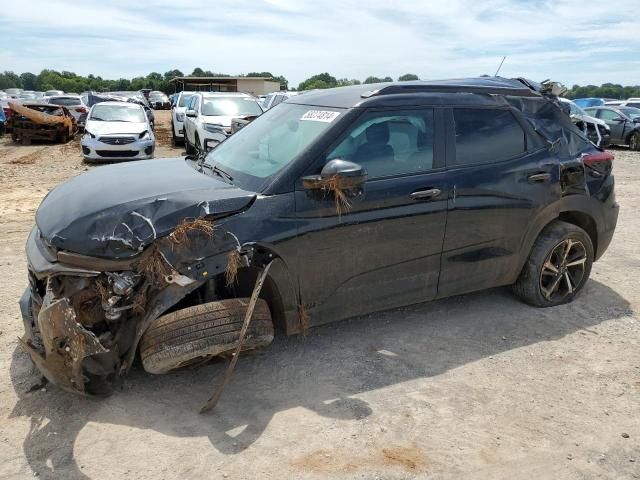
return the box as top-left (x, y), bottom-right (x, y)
top-left (20, 77), bottom-right (619, 396)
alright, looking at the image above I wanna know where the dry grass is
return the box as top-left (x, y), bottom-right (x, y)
top-left (324, 175), bottom-right (352, 217)
top-left (169, 218), bottom-right (215, 247)
top-left (137, 245), bottom-right (172, 285)
top-left (131, 283), bottom-right (149, 314)
top-left (9, 151), bottom-right (40, 165)
top-left (225, 249), bottom-right (241, 286)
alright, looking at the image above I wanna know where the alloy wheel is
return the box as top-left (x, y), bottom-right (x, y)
top-left (539, 238), bottom-right (587, 301)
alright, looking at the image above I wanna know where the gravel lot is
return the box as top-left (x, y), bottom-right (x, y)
top-left (0, 111), bottom-right (638, 479)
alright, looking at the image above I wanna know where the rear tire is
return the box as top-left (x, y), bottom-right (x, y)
top-left (140, 298), bottom-right (274, 374)
top-left (629, 132), bottom-right (640, 151)
top-left (513, 220), bottom-right (593, 307)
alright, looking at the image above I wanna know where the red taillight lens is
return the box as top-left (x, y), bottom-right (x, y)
top-left (583, 151), bottom-right (614, 167)
top-left (76, 107), bottom-right (87, 113)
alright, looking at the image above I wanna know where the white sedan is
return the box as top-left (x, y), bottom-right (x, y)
top-left (81, 102), bottom-right (155, 163)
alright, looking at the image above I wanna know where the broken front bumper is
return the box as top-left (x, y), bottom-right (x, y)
top-left (19, 224), bottom-right (239, 395)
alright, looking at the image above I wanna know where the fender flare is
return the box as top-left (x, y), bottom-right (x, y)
top-left (514, 196), bottom-right (600, 282)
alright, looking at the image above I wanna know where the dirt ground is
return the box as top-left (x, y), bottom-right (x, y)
top-left (0, 111), bottom-right (638, 479)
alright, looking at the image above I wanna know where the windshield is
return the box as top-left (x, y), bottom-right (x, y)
top-left (204, 103), bottom-right (343, 189)
top-left (90, 104), bottom-right (146, 122)
top-left (178, 94), bottom-right (194, 107)
top-left (49, 97), bottom-right (81, 106)
top-left (201, 97), bottom-right (262, 116)
top-left (620, 107), bottom-right (640, 120)
top-left (567, 102), bottom-right (586, 116)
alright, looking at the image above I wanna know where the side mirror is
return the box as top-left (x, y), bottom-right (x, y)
top-left (203, 138), bottom-right (218, 153)
top-left (186, 109), bottom-right (196, 118)
top-left (612, 117), bottom-right (624, 123)
top-left (302, 159), bottom-right (367, 190)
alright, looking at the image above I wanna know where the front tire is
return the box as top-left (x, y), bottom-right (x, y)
top-left (629, 132), bottom-right (640, 151)
top-left (184, 132), bottom-right (195, 154)
top-left (513, 220), bottom-right (593, 307)
top-left (140, 298), bottom-right (274, 374)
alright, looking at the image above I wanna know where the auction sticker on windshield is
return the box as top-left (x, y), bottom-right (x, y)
top-left (300, 110), bottom-right (340, 122)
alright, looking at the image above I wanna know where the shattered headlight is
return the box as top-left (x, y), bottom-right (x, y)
top-left (204, 123), bottom-right (225, 133)
top-left (175, 112), bottom-right (185, 122)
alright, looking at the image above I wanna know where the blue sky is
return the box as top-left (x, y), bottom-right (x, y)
top-left (1, 0), bottom-right (638, 87)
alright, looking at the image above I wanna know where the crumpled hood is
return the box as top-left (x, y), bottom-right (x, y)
top-left (85, 120), bottom-right (148, 136)
top-left (36, 158), bottom-right (256, 258)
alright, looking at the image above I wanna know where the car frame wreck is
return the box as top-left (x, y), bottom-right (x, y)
top-left (8, 101), bottom-right (77, 145)
top-left (19, 77), bottom-right (619, 400)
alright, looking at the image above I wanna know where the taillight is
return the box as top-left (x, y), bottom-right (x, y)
top-left (582, 151), bottom-right (614, 167)
top-left (76, 107), bottom-right (87, 113)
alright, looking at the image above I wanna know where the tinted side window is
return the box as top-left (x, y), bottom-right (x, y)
top-left (326, 109), bottom-right (435, 178)
top-left (453, 109), bottom-right (525, 166)
top-left (599, 109), bottom-right (622, 121)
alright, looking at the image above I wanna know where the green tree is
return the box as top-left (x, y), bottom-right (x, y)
top-left (20, 72), bottom-right (39, 90)
top-left (0, 71), bottom-right (23, 89)
top-left (336, 78), bottom-right (361, 86)
top-left (164, 69), bottom-right (183, 81)
top-left (298, 73), bottom-right (338, 91)
top-left (245, 72), bottom-right (288, 90)
top-left (363, 76), bottom-right (392, 84)
top-left (398, 73), bottom-right (419, 81)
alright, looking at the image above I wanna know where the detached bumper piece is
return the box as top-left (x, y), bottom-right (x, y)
top-left (20, 296), bottom-right (113, 395)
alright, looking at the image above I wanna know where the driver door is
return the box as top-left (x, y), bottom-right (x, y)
top-left (184, 95), bottom-right (198, 145)
top-left (596, 108), bottom-right (627, 143)
top-left (294, 108), bottom-right (449, 325)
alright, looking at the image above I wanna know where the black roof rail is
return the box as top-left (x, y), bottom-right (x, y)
top-left (361, 78), bottom-right (541, 99)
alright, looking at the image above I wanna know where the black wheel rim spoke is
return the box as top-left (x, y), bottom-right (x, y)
top-left (539, 239), bottom-right (587, 301)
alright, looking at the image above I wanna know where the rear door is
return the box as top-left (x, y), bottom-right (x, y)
top-left (294, 107), bottom-right (449, 324)
top-left (438, 106), bottom-right (560, 297)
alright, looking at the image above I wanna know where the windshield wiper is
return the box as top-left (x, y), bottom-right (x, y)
top-left (200, 162), bottom-right (234, 183)
top-left (90, 117), bottom-right (104, 121)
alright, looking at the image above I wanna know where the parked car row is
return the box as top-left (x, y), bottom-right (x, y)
top-left (573, 97), bottom-right (640, 109)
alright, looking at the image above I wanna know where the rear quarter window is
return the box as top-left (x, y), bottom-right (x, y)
top-left (452, 108), bottom-right (525, 166)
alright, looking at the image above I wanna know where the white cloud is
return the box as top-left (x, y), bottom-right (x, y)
top-left (0, 0), bottom-right (638, 86)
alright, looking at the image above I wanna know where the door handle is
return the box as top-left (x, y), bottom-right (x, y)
top-left (528, 173), bottom-right (552, 183)
top-left (409, 188), bottom-right (441, 200)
